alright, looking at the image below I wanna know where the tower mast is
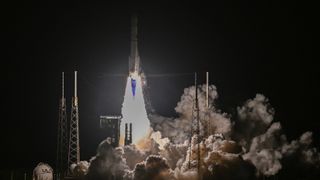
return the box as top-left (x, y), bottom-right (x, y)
top-left (56, 72), bottom-right (68, 179)
top-left (68, 71), bottom-right (80, 174)
top-left (206, 72), bottom-right (209, 108)
top-left (188, 72), bottom-right (201, 179)
top-left (206, 72), bottom-right (211, 137)
top-left (195, 73), bottom-right (201, 180)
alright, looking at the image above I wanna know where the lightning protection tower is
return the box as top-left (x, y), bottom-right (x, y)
top-left (205, 72), bottom-right (211, 137)
top-left (68, 71), bottom-right (80, 173)
top-left (188, 72), bottom-right (201, 179)
top-left (56, 72), bottom-right (68, 179)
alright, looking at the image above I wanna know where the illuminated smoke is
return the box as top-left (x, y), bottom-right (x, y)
top-left (149, 85), bottom-right (232, 144)
top-left (86, 139), bottom-right (130, 179)
top-left (172, 134), bottom-right (255, 180)
top-left (85, 83), bottom-right (320, 179)
top-left (71, 161), bottom-right (89, 177)
top-left (121, 75), bottom-right (150, 144)
top-left (132, 155), bottom-right (175, 180)
top-left (123, 137), bottom-right (161, 170)
top-left (33, 163), bottom-right (53, 180)
top-left (234, 94), bottom-right (320, 176)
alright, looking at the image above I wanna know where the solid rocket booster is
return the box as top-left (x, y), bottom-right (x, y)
top-left (129, 15), bottom-right (140, 75)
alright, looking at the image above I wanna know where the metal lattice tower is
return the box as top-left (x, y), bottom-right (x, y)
top-left (205, 72), bottom-right (211, 137)
top-left (188, 72), bottom-right (202, 179)
top-left (56, 72), bottom-right (68, 179)
top-left (124, 123), bottom-right (132, 145)
top-left (68, 71), bottom-right (80, 171)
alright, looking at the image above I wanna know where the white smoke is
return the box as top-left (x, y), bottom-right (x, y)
top-left (85, 84), bottom-right (319, 179)
top-left (174, 134), bottom-right (255, 180)
top-left (131, 155), bottom-right (175, 180)
top-left (234, 94), bottom-right (275, 148)
top-left (149, 85), bottom-right (232, 144)
top-left (235, 94), bottom-right (320, 176)
top-left (33, 163), bottom-right (53, 180)
top-left (123, 138), bottom-right (160, 170)
top-left (86, 139), bottom-right (130, 179)
top-left (159, 140), bottom-right (188, 169)
top-left (71, 161), bottom-right (90, 177)
top-left (242, 122), bottom-right (284, 176)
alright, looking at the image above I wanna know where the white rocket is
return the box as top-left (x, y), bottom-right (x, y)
top-left (128, 15), bottom-right (140, 97)
top-left (129, 15), bottom-right (140, 76)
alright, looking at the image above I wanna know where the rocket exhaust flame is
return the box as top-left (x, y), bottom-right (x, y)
top-left (121, 74), bottom-right (150, 145)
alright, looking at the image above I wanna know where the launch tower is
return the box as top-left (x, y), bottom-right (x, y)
top-left (56, 72), bottom-right (68, 179)
top-left (68, 71), bottom-right (80, 172)
top-left (188, 72), bottom-right (202, 179)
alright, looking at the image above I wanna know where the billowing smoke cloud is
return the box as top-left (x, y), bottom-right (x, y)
top-left (242, 122), bottom-right (284, 176)
top-left (84, 84), bottom-right (319, 179)
top-left (71, 161), bottom-right (90, 177)
top-left (33, 162), bottom-right (53, 180)
top-left (167, 134), bottom-right (255, 180)
top-left (159, 141), bottom-right (188, 169)
top-left (149, 85), bottom-right (232, 144)
top-left (233, 94), bottom-right (320, 176)
top-left (233, 94), bottom-right (275, 149)
top-left (123, 137), bottom-right (160, 169)
top-left (132, 155), bottom-right (175, 180)
top-left (86, 139), bottom-right (130, 179)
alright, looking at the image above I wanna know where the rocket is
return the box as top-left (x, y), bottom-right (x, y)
top-left (129, 14), bottom-right (140, 75)
top-left (129, 15), bottom-right (140, 97)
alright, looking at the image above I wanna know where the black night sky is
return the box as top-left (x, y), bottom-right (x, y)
top-left (3, 0), bottom-right (318, 172)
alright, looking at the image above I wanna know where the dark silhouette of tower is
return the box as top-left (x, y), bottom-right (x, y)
top-left (129, 123), bottom-right (132, 144)
top-left (205, 72), bottom-right (211, 137)
top-left (188, 72), bottom-right (202, 179)
top-left (124, 123), bottom-right (132, 145)
top-left (56, 72), bottom-right (68, 179)
top-left (68, 71), bottom-right (80, 172)
top-left (99, 115), bottom-right (121, 148)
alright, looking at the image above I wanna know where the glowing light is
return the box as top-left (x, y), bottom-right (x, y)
top-left (121, 75), bottom-right (150, 144)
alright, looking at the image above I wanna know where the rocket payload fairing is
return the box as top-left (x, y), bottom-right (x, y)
top-left (129, 15), bottom-right (140, 97)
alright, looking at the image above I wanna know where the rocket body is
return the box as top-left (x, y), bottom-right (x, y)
top-left (121, 14), bottom-right (150, 144)
top-left (129, 15), bottom-right (140, 75)
top-left (129, 15), bottom-right (140, 97)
